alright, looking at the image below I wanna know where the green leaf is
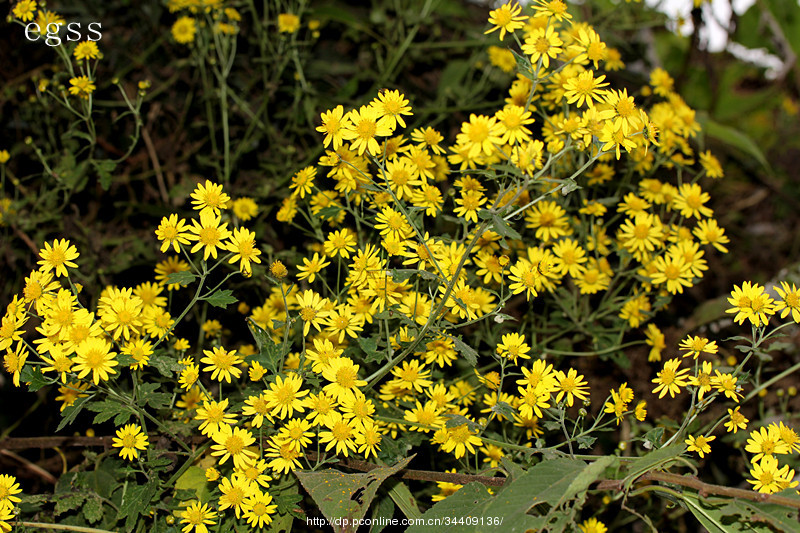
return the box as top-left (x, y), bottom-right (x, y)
top-left (19, 365), bottom-right (50, 392)
top-left (452, 335), bottom-right (478, 366)
top-left (138, 382), bottom-right (172, 410)
top-left (205, 289), bottom-right (238, 309)
top-left (359, 336), bottom-right (385, 364)
top-left (175, 466), bottom-right (210, 502)
top-left (622, 443), bottom-right (686, 491)
top-left (295, 456), bottom-right (413, 533)
top-left (731, 489), bottom-right (800, 532)
top-left (54, 492), bottom-right (87, 516)
top-left (118, 478), bottom-right (159, 530)
top-left (165, 271), bottom-right (196, 286)
top-left (91, 159), bottom-right (116, 190)
top-left (682, 492), bottom-right (779, 533)
top-left (482, 458), bottom-right (587, 531)
top-left (369, 493), bottom-right (395, 533)
top-left (386, 480), bottom-right (421, 520)
top-left (150, 353), bottom-right (184, 378)
top-left (491, 401), bottom-right (516, 421)
top-left (82, 496), bottom-right (104, 524)
top-left (57, 395), bottom-right (93, 432)
top-left (406, 483), bottom-right (495, 533)
top-left (247, 319), bottom-right (287, 375)
top-left (87, 399), bottom-right (131, 425)
top-left (698, 114), bottom-right (772, 173)
top-left (554, 456), bottom-right (617, 509)
top-left (491, 213), bottom-right (522, 241)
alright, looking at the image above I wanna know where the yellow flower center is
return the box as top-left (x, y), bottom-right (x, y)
top-left (199, 227), bottom-right (221, 245)
top-left (335, 367), bottom-right (357, 388)
top-left (225, 435), bottom-right (245, 455)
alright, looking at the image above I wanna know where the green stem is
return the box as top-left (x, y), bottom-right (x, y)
top-left (16, 522), bottom-right (118, 533)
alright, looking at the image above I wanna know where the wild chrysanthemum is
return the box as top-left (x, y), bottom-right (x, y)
top-left (225, 227), bottom-right (261, 275)
top-left (485, 2), bottom-right (527, 40)
top-left (725, 407), bottom-right (749, 434)
top-left (456, 114), bottom-right (503, 158)
top-left (726, 281), bottom-right (775, 327)
top-left (265, 373), bottom-right (308, 420)
top-left (693, 218), bottom-right (730, 253)
top-left (555, 368), bottom-right (589, 407)
top-left (38, 239), bottom-right (79, 277)
top-left (73, 41), bottom-right (100, 61)
top-left (243, 490), bottom-right (278, 528)
top-left (521, 26), bottom-right (563, 69)
top-left (191, 180), bottom-right (230, 216)
top-left (12, 0), bottom-right (37, 21)
top-left (323, 228), bottom-right (357, 259)
top-left (187, 210), bottom-right (232, 261)
top-left (685, 434), bottom-right (715, 458)
top-left (73, 337), bottom-right (118, 385)
top-left (372, 89), bottom-right (413, 129)
top-left (563, 70), bottom-right (609, 108)
top-left (172, 16), bottom-right (197, 44)
top-left (746, 425), bottom-right (791, 462)
top-left (679, 335), bottom-right (718, 359)
top-left (673, 183), bottom-right (713, 219)
top-left (155, 214), bottom-right (191, 253)
top-left (200, 347), bottom-right (242, 383)
top-left (319, 411), bottom-right (359, 456)
top-left (231, 197), bottom-right (258, 221)
top-left (196, 398), bottom-right (236, 436)
top-left (496, 333), bottom-right (531, 365)
top-left (578, 518), bottom-right (608, 533)
top-left (217, 475), bottom-right (253, 519)
top-left (68, 76), bottom-right (96, 99)
top-left (322, 357), bottom-right (367, 402)
top-left (341, 104), bottom-right (394, 156)
top-left (278, 13), bottom-right (300, 33)
top-left (179, 501), bottom-right (217, 533)
top-left (441, 423), bottom-right (482, 459)
top-left (324, 305), bottom-right (363, 343)
top-left (316, 105), bottom-right (350, 150)
top-left (211, 425), bottom-right (258, 469)
top-left (112, 424), bottom-right (149, 461)
top-left (774, 281), bottom-right (800, 323)
top-left (748, 455), bottom-right (785, 494)
top-left (651, 358), bottom-right (690, 399)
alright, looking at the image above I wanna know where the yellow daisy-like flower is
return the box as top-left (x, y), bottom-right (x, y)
top-left (172, 16), bottom-right (197, 44)
top-left (155, 214), bottom-right (191, 253)
top-left (678, 335), bottom-right (718, 359)
top-left (441, 423), bottom-right (482, 459)
top-left (774, 281), bottom-right (800, 323)
top-left (296, 290), bottom-right (331, 337)
top-left (73, 337), bottom-right (118, 385)
top-left (496, 332), bottom-right (531, 365)
top-left (578, 518), bottom-right (608, 533)
top-left (322, 357), bottom-right (367, 402)
top-left (200, 346), bottom-right (243, 383)
top-left (265, 373), bottom-right (309, 420)
top-left (112, 424), bottom-right (149, 461)
top-left (316, 105), bottom-right (351, 150)
top-left (651, 358), bottom-right (690, 399)
top-left (196, 398), bottom-right (236, 436)
top-left (37, 238), bottom-right (79, 277)
top-left (746, 425), bottom-right (791, 462)
top-left (190, 180), bottom-right (230, 216)
top-left (278, 13), bottom-right (300, 33)
top-left (12, 0), bottom-right (37, 21)
top-left (726, 281), bottom-right (775, 327)
top-left (0, 474), bottom-right (22, 508)
top-left (685, 434), bottom-right (715, 458)
top-left (341, 104), bottom-right (394, 156)
top-left (372, 89), bottom-right (413, 130)
top-left (225, 227), bottom-right (262, 275)
top-left (210, 425), bottom-right (258, 469)
top-left (555, 368), bottom-right (589, 407)
top-left (73, 41), bottom-right (100, 61)
top-left (68, 76), bottom-right (96, 99)
top-left (187, 210), bottom-right (232, 261)
top-left (318, 411), bottom-right (359, 457)
top-left (747, 455), bottom-right (785, 494)
top-left (231, 197), bottom-right (258, 221)
top-left (725, 407), bottom-right (749, 434)
top-left (521, 26), bottom-right (563, 69)
top-left (243, 490), bottom-right (278, 528)
top-left (485, 1), bottom-right (527, 40)
top-left (179, 501), bottom-right (217, 533)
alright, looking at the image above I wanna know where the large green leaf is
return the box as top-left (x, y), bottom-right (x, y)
top-left (698, 114), bottom-right (771, 173)
top-left (295, 457), bottom-right (413, 533)
top-left (622, 443), bottom-right (686, 490)
top-left (405, 483), bottom-right (496, 533)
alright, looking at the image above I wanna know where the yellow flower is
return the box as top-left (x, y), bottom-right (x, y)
top-left (341, 104), bottom-right (394, 156)
top-left (485, 2), bottom-right (527, 40)
top-left (179, 501), bottom-right (217, 533)
top-left (725, 407), bottom-right (749, 434)
top-left (748, 455), bottom-right (785, 494)
top-left (200, 347), bottom-right (243, 383)
top-left (112, 424), bottom-right (149, 461)
top-left (322, 357), bottom-right (367, 402)
top-left (316, 105), bottom-right (351, 150)
top-left (579, 518), bottom-right (608, 533)
top-left (318, 411), bottom-right (359, 457)
top-left (278, 13), bottom-right (300, 33)
top-left (521, 26), bottom-right (563, 69)
top-left (210, 425), bottom-right (258, 469)
top-left (265, 373), bottom-right (309, 419)
top-left (685, 434), bottom-right (715, 458)
top-left (73, 41), bottom-right (100, 61)
top-left (225, 227), bottom-right (261, 275)
top-left (190, 180), bottom-right (230, 216)
top-left (68, 76), bottom-right (96, 99)
top-left (73, 337), bottom-right (118, 385)
top-left (172, 16), bottom-right (196, 44)
top-left (155, 214), bottom-right (191, 253)
top-left (726, 281), bottom-right (775, 327)
top-left (372, 89), bottom-right (413, 129)
top-left (496, 333), bottom-right (531, 364)
top-left (37, 238), bottom-right (79, 277)
top-left (0, 150), bottom-right (9, 164)
top-left (243, 490), bottom-right (277, 528)
top-left (555, 368), bottom-right (589, 407)
top-left (231, 197), bottom-right (258, 221)
top-left (187, 210), bottom-right (232, 261)
top-left (651, 358), bottom-right (690, 399)
top-left (12, 0), bottom-right (37, 21)
top-left (441, 423), bottom-right (482, 459)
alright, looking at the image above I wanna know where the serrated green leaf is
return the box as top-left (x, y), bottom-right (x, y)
top-left (205, 289), bottom-right (238, 309)
top-left (82, 496), bottom-right (104, 524)
top-left (19, 365), bottom-right (51, 392)
top-left (452, 336), bottom-right (478, 366)
top-left (165, 271), bottom-right (196, 286)
top-left (491, 213), bottom-right (522, 241)
top-left (150, 353), bottom-right (183, 378)
top-left (247, 319), bottom-right (286, 375)
top-left (118, 478), bottom-right (159, 528)
top-left (295, 457), bottom-right (413, 533)
top-left (91, 159), bottom-right (116, 190)
top-left (57, 395), bottom-right (93, 432)
top-left (87, 399), bottom-right (131, 425)
top-left (54, 492), bottom-right (87, 516)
